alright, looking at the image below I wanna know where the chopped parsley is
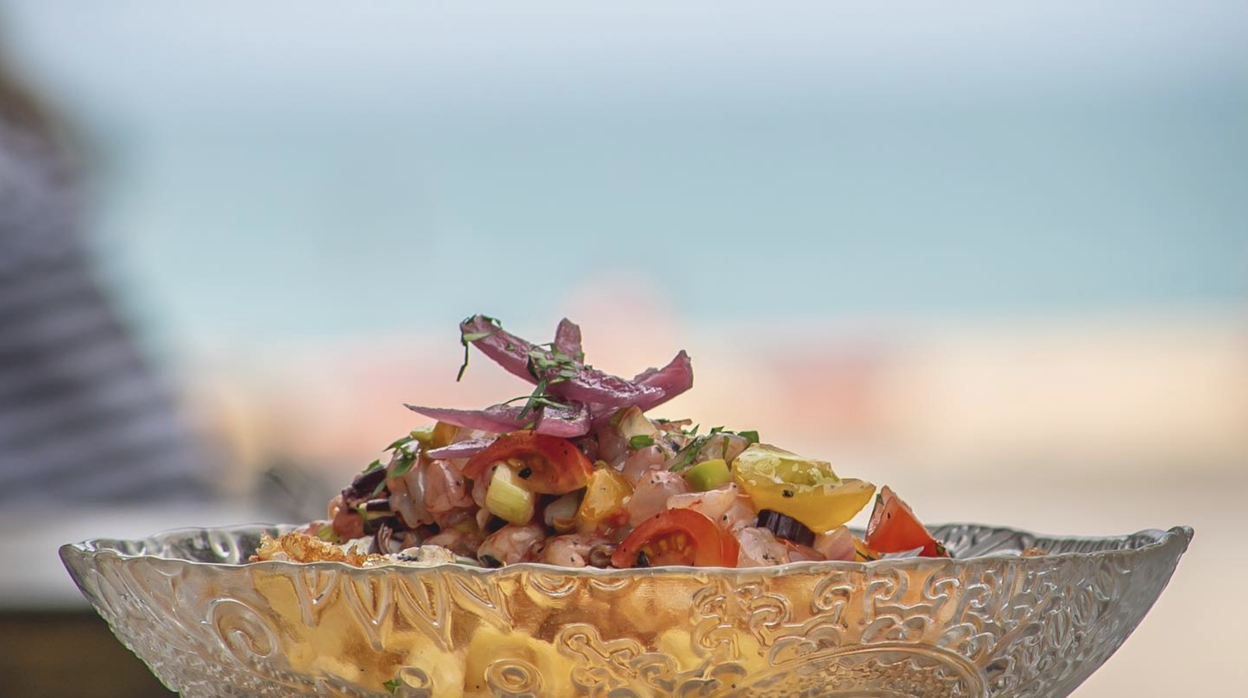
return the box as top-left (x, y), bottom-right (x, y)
top-left (383, 679), bottom-right (401, 694)
top-left (669, 434), bottom-right (710, 472)
top-left (629, 434), bottom-right (655, 450)
top-left (668, 427), bottom-right (760, 471)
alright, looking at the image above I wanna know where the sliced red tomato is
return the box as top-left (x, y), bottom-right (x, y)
top-left (865, 486), bottom-right (948, 558)
top-left (462, 431), bottom-right (593, 495)
top-left (611, 509), bottom-right (740, 568)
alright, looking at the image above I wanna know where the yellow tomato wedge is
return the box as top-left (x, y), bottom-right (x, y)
top-left (732, 443), bottom-right (875, 533)
top-left (574, 466), bottom-right (633, 532)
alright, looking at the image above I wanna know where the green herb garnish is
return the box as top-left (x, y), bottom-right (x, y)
top-left (669, 434), bottom-right (710, 471)
top-left (390, 454), bottom-right (416, 479)
top-left (629, 434), bottom-right (655, 450)
top-left (383, 679), bottom-right (401, 694)
top-left (457, 315), bottom-right (503, 382)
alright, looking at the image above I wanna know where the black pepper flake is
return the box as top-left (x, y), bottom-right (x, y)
top-left (782, 489), bottom-right (795, 498)
top-left (635, 550), bottom-right (651, 568)
top-left (518, 467), bottom-right (533, 479)
top-left (480, 554), bottom-right (503, 568)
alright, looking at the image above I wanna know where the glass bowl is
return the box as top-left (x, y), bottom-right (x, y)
top-left (60, 523), bottom-right (1191, 698)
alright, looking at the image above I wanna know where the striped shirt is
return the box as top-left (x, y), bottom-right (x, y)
top-left (0, 122), bottom-right (210, 503)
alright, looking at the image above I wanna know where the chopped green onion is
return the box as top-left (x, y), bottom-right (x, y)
top-left (407, 425), bottom-right (437, 447)
top-left (629, 434), bottom-right (655, 450)
top-left (390, 452), bottom-right (417, 479)
top-left (683, 458), bottom-right (732, 491)
top-left (486, 466), bottom-right (536, 525)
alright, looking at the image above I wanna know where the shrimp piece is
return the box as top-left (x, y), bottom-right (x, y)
top-left (387, 460), bottom-right (434, 527)
top-left (667, 483), bottom-right (742, 524)
top-left (595, 424), bottom-right (628, 467)
top-left (331, 502), bottom-right (365, 540)
top-left (424, 460), bottom-right (474, 514)
top-left (424, 528), bottom-right (484, 558)
top-left (784, 542), bottom-right (825, 563)
top-left (621, 445), bottom-right (667, 485)
top-left (539, 532), bottom-right (613, 568)
top-left (695, 433), bottom-right (750, 465)
top-left (734, 526), bottom-right (789, 567)
top-left (471, 463), bottom-right (496, 509)
top-left (721, 499), bottom-right (758, 532)
top-left (327, 494), bottom-right (346, 520)
top-left (477, 523), bottom-right (546, 566)
top-left (813, 526), bottom-right (855, 561)
top-left (626, 470), bottom-right (691, 526)
top-left (294, 519), bottom-right (332, 537)
top-left (388, 471), bottom-right (433, 528)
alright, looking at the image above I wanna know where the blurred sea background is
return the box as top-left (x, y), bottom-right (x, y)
top-left (0, 2), bottom-right (1245, 696)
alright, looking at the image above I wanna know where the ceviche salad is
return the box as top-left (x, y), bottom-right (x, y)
top-left (253, 315), bottom-right (950, 569)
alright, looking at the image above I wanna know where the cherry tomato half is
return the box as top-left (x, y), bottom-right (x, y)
top-left (462, 431), bottom-right (594, 495)
top-left (865, 486), bottom-right (948, 558)
top-left (611, 509), bottom-right (740, 568)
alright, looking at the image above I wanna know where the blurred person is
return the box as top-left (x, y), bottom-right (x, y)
top-left (0, 54), bottom-right (210, 504)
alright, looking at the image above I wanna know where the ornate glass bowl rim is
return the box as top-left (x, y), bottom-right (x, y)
top-left (60, 523), bottom-right (1194, 577)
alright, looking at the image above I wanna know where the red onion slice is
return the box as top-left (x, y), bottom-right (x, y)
top-left (425, 437), bottom-right (497, 460)
top-left (460, 315), bottom-right (538, 384)
top-left (554, 318), bottom-right (583, 361)
top-left (546, 368), bottom-right (663, 407)
top-left (534, 401), bottom-right (590, 438)
top-left (632, 350), bottom-right (694, 410)
top-left (405, 404), bottom-right (529, 433)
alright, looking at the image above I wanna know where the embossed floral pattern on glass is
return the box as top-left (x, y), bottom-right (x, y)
top-left (60, 523), bottom-right (1191, 698)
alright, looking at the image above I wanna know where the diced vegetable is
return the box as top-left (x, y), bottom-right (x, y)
top-left (683, 458), bottom-right (732, 491)
top-left (617, 406), bottom-right (659, 442)
top-left (485, 466), bottom-right (536, 525)
top-left (575, 468), bottom-right (633, 532)
top-left (865, 486), bottom-right (947, 558)
top-left (733, 444), bottom-right (875, 533)
top-left (408, 422), bottom-right (458, 449)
